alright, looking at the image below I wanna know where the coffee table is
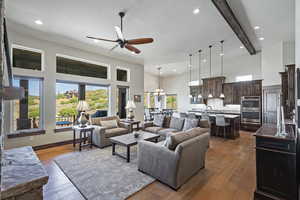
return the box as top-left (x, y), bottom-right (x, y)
top-left (110, 131), bottom-right (159, 162)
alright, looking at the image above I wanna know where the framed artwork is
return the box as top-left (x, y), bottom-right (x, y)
top-left (134, 95), bottom-right (141, 102)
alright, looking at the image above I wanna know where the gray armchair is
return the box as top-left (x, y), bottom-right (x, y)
top-left (138, 132), bottom-right (209, 190)
top-left (90, 116), bottom-right (130, 148)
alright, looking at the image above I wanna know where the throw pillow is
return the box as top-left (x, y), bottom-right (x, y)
top-left (153, 115), bottom-right (165, 127)
top-left (167, 127), bottom-right (208, 150)
top-left (100, 120), bottom-right (118, 129)
top-left (90, 117), bottom-right (102, 125)
top-left (182, 118), bottom-right (199, 131)
top-left (169, 117), bottom-right (185, 130)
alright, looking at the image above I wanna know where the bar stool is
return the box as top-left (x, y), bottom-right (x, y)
top-left (215, 114), bottom-right (230, 138)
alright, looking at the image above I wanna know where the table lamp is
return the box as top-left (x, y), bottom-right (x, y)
top-left (77, 100), bottom-right (89, 127)
top-left (126, 100), bottom-right (136, 121)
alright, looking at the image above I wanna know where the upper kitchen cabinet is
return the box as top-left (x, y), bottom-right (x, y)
top-left (223, 80), bottom-right (262, 105)
top-left (202, 76), bottom-right (225, 98)
top-left (280, 64), bottom-right (295, 119)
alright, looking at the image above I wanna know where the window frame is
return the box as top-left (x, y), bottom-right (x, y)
top-left (116, 66), bottom-right (130, 82)
top-left (56, 54), bottom-right (111, 80)
top-left (55, 80), bottom-right (111, 130)
top-left (10, 75), bottom-right (45, 135)
top-left (11, 44), bottom-right (45, 71)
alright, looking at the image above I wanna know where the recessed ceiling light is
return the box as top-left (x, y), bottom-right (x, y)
top-left (203, 59), bottom-right (207, 63)
top-left (193, 8), bottom-right (200, 15)
top-left (35, 20), bottom-right (43, 25)
top-left (254, 26), bottom-right (260, 30)
top-left (259, 37), bottom-right (265, 41)
top-left (240, 46), bottom-right (244, 49)
top-left (220, 53), bottom-right (224, 56)
top-left (173, 69), bottom-right (177, 72)
top-left (131, 52), bottom-right (136, 55)
top-left (93, 39), bottom-right (99, 43)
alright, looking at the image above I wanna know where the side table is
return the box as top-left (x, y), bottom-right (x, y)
top-left (72, 125), bottom-right (94, 151)
top-left (120, 120), bottom-right (141, 132)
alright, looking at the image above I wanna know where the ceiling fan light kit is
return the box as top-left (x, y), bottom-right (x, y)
top-left (87, 11), bottom-right (154, 54)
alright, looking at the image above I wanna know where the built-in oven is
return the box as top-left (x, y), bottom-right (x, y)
top-left (241, 96), bottom-right (261, 125)
top-left (241, 96), bottom-right (260, 112)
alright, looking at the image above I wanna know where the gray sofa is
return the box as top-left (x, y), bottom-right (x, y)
top-left (138, 127), bottom-right (210, 190)
top-left (90, 116), bottom-right (130, 148)
top-left (142, 115), bottom-right (210, 139)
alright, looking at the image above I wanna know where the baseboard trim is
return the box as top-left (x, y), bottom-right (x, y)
top-left (33, 139), bottom-right (80, 151)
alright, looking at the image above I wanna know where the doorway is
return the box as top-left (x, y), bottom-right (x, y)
top-left (117, 86), bottom-right (129, 119)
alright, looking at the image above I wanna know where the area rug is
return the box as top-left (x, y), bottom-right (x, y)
top-left (54, 146), bottom-right (155, 200)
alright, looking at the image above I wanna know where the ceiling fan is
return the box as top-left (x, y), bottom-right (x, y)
top-left (87, 12), bottom-right (154, 54)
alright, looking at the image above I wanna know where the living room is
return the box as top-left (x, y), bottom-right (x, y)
top-left (0, 0), bottom-right (299, 200)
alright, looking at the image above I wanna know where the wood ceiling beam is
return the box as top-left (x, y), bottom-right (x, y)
top-left (211, 0), bottom-right (256, 55)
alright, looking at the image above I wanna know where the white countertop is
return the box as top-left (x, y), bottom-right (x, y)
top-left (189, 112), bottom-right (240, 119)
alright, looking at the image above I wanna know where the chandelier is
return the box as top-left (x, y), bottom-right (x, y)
top-left (154, 67), bottom-right (165, 97)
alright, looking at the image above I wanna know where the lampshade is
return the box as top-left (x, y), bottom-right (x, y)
top-left (125, 100), bottom-right (136, 109)
top-left (77, 100), bottom-right (89, 111)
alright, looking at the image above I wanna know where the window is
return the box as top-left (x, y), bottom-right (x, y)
top-left (236, 75), bottom-right (253, 82)
top-left (55, 81), bottom-right (109, 129)
top-left (86, 85), bottom-right (109, 115)
top-left (144, 93), bottom-right (149, 108)
top-left (56, 56), bottom-right (108, 79)
top-left (12, 47), bottom-right (42, 70)
top-left (149, 93), bottom-right (155, 108)
top-left (116, 68), bottom-right (128, 82)
top-left (12, 77), bottom-right (43, 132)
top-left (56, 82), bottom-right (78, 129)
top-left (166, 94), bottom-right (177, 109)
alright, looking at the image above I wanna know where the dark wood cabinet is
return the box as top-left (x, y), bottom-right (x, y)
top-left (280, 65), bottom-right (295, 119)
top-left (202, 76), bottom-right (225, 98)
top-left (254, 125), bottom-right (297, 200)
top-left (223, 83), bottom-right (234, 104)
top-left (223, 80), bottom-right (262, 105)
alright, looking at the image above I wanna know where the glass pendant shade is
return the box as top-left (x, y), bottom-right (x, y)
top-left (208, 94), bottom-right (213, 98)
top-left (220, 93), bottom-right (225, 98)
top-left (198, 94), bottom-right (202, 98)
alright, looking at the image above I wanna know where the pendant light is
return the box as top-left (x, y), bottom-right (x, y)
top-left (198, 50), bottom-right (202, 99)
top-left (208, 45), bottom-right (213, 98)
top-left (154, 67), bottom-right (165, 98)
top-left (188, 54), bottom-right (193, 98)
top-left (219, 40), bottom-right (225, 98)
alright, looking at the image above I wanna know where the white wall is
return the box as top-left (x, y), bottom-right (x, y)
top-left (297, 1), bottom-right (300, 69)
top-left (4, 27), bottom-right (144, 149)
top-left (261, 42), bottom-right (283, 86)
top-left (144, 73), bottom-right (159, 92)
top-left (261, 41), bottom-right (295, 86)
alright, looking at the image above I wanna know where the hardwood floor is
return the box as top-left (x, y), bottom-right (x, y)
top-left (36, 131), bottom-right (256, 200)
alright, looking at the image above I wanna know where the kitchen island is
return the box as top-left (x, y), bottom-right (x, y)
top-left (189, 111), bottom-right (240, 139)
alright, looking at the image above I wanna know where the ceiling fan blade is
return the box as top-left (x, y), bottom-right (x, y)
top-left (114, 26), bottom-right (124, 41)
top-left (110, 44), bottom-right (119, 52)
top-left (125, 44), bottom-right (141, 54)
top-left (127, 38), bottom-right (154, 45)
top-left (87, 36), bottom-right (117, 42)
